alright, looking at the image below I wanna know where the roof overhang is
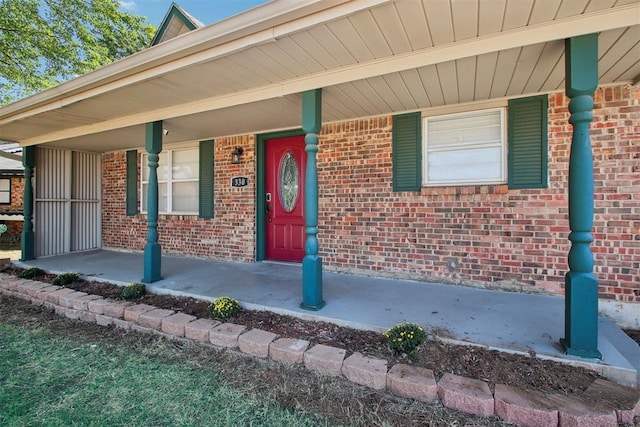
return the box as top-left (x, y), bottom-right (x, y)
top-left (0, 0), bottom-right (638, 152)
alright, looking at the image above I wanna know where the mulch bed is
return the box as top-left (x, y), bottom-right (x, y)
top-left (7, 266), bottom-right (639, 396)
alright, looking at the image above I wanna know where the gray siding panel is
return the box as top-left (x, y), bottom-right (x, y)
top-left (35, 148), bottom-right (101, 257)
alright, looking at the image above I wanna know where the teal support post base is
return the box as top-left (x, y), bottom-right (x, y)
top-left (142, 242), bottom-right (162, 283)
top-left (20, 231), bottom-right (34, 261)
top-left (562, 271), bottom-right (601, 358)
top-left (301, 255), bottom-right (325, 310)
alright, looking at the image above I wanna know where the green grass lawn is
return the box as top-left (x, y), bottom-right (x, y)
top-left (0, 322), bottom-right (323, 426)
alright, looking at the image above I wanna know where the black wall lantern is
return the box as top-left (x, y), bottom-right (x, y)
top-left (231, 147), bottom-right (244, 164)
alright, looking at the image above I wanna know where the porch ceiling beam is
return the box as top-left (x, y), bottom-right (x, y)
top-left (21, 3), bottom-right (639, 147)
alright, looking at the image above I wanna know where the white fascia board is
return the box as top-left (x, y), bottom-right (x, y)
top-left (0, 0), bottom-right (389, 124)
top-left (0, 214), bottom-right (23, 221)
top-left (20, 3), bottom-right (639, 147)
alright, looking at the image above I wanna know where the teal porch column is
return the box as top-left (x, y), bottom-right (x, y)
top-left (20, 146), bottom-right (35, 261)
top-left (142, 121), bottom-right (163, 283)
top-left (301, 89), bottom-right (325, 310)
top-left (562, 34), bottom-right (601, 358)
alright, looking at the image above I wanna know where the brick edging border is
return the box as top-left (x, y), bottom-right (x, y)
top-left (1, 276), bottom-right (638, 426)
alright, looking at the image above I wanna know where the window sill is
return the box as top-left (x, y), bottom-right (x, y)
top-left (420, 184), bottom-right (509, 196)
top-left (139, 212), bottom-right (199, 219)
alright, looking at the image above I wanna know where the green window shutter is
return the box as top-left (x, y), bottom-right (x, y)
top-left (508, 95), bottom-right (548, 189)
top-left (392, 112), bottom-right (422, 192)
top-left (125, 150), bottom-right (138, 216)
top-left (199, 140), bottom-right (215, 219)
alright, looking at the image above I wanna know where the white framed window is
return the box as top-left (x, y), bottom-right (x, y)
top-left (423, 108), bottom-right (505, 186)
top-left (141, 147), bottom-right (199, 214)
top-left (0, 178), bottom-right (10, 204)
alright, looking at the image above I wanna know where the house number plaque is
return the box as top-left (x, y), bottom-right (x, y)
top-left (230, 176), bottom-right (249, 188)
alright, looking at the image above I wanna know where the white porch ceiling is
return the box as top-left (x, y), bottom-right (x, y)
top-left (0, 0), bottom-right (638, 152)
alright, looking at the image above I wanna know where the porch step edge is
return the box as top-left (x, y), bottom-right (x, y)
top-left (599, 317), bottom-right (640, 389)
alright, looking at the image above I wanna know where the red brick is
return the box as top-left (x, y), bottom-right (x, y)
top-left (494, 384), bottom-right (558, 427)
top-left (438, 373), bottom-right (494, 418)
top-left (0, 176), bottom-right (25, 218)
top-left (111, 318), bottom-right (131, 330)
top-left (0, 277), bottom-right (20, 291)
top-left (582, 379), bottom-right (640, 424)
top-left (238, 328), bottom-right (277, 358)
top-left (79, 310), bottom-right (97, 323)
top-left (19, 281), bottom-right (51, 297)
top-left (88, 298), bottom-right (111, 315)
top-left (102, 300), bottom-right (135, 319)
top-left (58, 291), bottom-right (88, 308)
top-left (342, 352), bottom-right (388, 390)
top-left (45, 288), bottom-right (76, 305)
top-left (72, 294), bottom-right (103, 311)
top-left (269, 338), bottom-right (309, 364)
top-left (161, 312), bottom-right (197, 337)
top-left (551, 393), bottom-right (617, 427)
top-left (184, 318), bottom-right (220, 342)
top-left (123, 303), bottom-right (156, 323)
top-left (65, 308), bottom-right (82, 320)
top-left (209, 323), bottom-right (246, 348)
top-left (13, 279), bottom-right (37, 294)
top-left (137, 308), bottom-right (174, 330)
top-left (386, 364), bottom-right (437, 402)
top-left (95, 314), bottom-right (114, 327)
top-left (32, 285), bottom-right (62, 301)
top-left (303, 344), bottom-right (346, 377)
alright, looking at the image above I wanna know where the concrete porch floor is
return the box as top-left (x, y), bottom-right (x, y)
top-left (16, 249), bottom-right (640, 388)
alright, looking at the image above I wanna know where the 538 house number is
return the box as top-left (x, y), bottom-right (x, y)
top-left (230, 176), bottom-right (249, 188)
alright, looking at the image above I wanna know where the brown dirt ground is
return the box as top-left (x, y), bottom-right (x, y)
top-left (7, 267), bottom-right (640, 397)
top-left (0, 293), bottom-right (516, 426)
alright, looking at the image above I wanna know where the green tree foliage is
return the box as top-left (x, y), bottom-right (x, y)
top-left (0, 0), bottom-right (155, 104)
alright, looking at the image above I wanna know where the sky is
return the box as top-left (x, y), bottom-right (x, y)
top-left (119, 0), bottom-right (270, 27)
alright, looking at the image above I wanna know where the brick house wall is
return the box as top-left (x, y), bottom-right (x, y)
top-left (0, 176), bottom-right (24, 238)
top-left (102, 135), bottom-right (256, 261)
top-left (101, 83), bottom-right (639, 304)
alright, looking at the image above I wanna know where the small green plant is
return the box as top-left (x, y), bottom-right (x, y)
top-left (384, 322), bottom-right (427, 362)
top-left (208, 296), bottom-right (241, 320)
top-left (121, 283), bottom-right (146, 300)
top-left (52, 272), bottom-right (81, 286)
top-left (18, 267), bottom-right (46, 279)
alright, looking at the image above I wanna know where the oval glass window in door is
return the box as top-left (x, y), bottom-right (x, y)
top-left (278, 151), bottom-right (299, 212)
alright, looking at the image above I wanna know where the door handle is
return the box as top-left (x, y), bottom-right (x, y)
top-left (265, 193), bottom-right (272, 222)
top-left (265, 203), bottom-right (272, 222)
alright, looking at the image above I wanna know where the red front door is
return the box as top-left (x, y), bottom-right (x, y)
top-left (265, 136), bottom-right (306, 262)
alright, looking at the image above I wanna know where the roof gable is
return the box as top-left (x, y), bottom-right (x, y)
top-left (0, 143), bottom-right (23, 172)
top-left (151, 3), bottom-right (203, 46)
